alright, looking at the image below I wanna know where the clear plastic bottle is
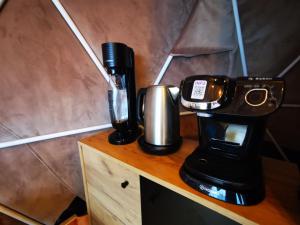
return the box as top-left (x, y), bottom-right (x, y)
top-left (107, 71), bottom-right (128, 131)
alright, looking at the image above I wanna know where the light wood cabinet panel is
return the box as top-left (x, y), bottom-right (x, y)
top-left (89, 194), bottom-right (124, 225)
top-left (81, 145), bottom-right (142, 225)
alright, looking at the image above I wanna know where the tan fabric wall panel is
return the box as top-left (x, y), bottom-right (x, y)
top-left (28, 130), bottom-right (101, 200)
top-left (0, 130), bottom-right (101, 224)
top-left (160, 51), bottom-right (242, 87)
top-left (239, 0), bottom-right (300, 76)
top-left (0, 0), bottom-right (110, 142)
top-left (0, 0), bottom-right (111, 223)
top-left (0, 145), bottom-right (75, 225)
top-left (281, 64), bottom-right (300, 105)
top-left (0, 1), bottom-right (198, 223)
top-left (60, 0), bottom-right (197, 88)
top-left (238, 0), bottom-right (300, 152)
top-left (160, 0), bottom-right (242, 87)
top-left (172, 0), bottom-right (237, 55)
top-left (267, 108), bottom-right (300, 151)
top-left (0, 126), bottom-right (15, 143)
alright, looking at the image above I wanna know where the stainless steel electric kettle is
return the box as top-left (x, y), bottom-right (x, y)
top-left (136, 85), bottom-right (182, 154)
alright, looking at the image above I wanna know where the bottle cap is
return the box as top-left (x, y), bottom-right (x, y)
top-left (101, 42), bottom-right (133, 69)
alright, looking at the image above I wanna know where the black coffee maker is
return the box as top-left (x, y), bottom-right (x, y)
top-left (102, 42), bottom-right (140, 145)
top-left (180, 75), bottom-right (284, 205)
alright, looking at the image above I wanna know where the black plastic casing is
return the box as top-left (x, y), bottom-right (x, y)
top-left (180, 75), bottom-right (285, 117)
top-left (101, 42), bottom-right (140, 144)
top-left (179, 75), bottom-right (285, 205)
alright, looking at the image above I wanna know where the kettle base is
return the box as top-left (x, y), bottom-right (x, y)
top-left (138, 135), bottom-right (182, 155)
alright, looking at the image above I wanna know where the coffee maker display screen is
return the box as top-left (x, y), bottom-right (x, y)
top-left (206, 121), bottom-right (248, 146)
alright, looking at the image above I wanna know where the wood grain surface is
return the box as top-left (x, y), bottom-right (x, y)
top-left (80, 143), bottom-right (142, 225)
top-left (79, 130), bottom-right (300, 225)
top-left (89, 196), bottom-right (123, 225)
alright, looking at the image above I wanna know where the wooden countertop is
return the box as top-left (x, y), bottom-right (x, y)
top-left (79, 130), bottom-right (300, 225)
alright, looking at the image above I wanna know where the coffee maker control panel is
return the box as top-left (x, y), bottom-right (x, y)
top-left (180, 76), bottom-right (284, 117)
top-left (229, 78), bottom-right (285, 117)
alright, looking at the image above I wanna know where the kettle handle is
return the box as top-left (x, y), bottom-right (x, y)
top-left (136, 88), bottom-right (147, 125)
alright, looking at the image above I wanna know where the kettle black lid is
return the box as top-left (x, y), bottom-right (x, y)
top-left (101, 42), bottom-right (133, 69)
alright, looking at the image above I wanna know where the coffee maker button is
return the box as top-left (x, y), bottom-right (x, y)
top-left (245, 88), bottom-right (268, 107)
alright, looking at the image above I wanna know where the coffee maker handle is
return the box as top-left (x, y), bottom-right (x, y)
top-left (136, 88), bottom-right (147, 125)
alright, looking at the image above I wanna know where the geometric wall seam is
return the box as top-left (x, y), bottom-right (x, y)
top-left (26, 144), bottom-right (78, 196)
top-left (0, 0), bottom-right (250, 148)
top-left (231, 0), bottom-right (248, 76)
top-left (1, 1), bottom-right (298, 149)
top-left (0, 124), bottom-right (112, 149)
top-left (52, 0), bottom-right (109, 82)
top-left (0, 121), bottom-right (77, 194)
top-left (0, 1), bottom-right (112, 148)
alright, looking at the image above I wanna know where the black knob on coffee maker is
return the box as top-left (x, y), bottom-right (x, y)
top-left (102, 42), bottom-right (140, 145)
